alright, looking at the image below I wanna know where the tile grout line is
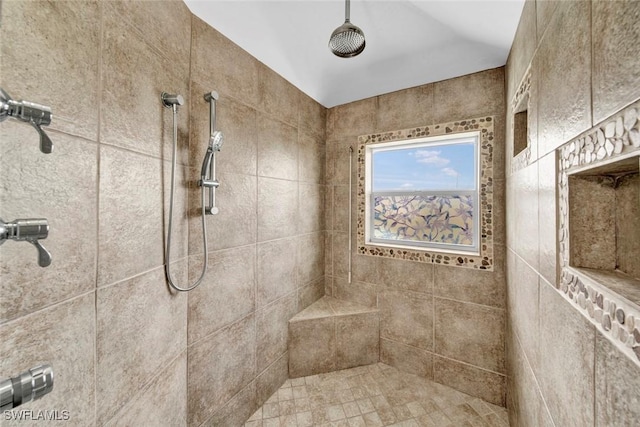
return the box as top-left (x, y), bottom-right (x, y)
top-left (94, 2), bottom-right (105, 425)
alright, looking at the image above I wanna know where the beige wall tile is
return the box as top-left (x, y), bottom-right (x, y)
top-left (298, 132), bottom-right (326, 184)
top-left (297, 232), bottom-right (325, 285)
top-left (299, 93), bottom-right (327, 140)
top-left (257, 116), bottom-right (298, 180)
top-left (288, 317), bottom-right (336, 378)
top-left (507, 252), bottom-right (540, 375)
top-left (188, 314), bottom-right (256, 426)
top-left (96, 268), bottom-right (187, 424)
top-left (539, 284), bottom-right (595, 427)
top-left (0, 0), bottom-right (100, 140)
top-left (190, 81), bottom-right (258, 175)
top-left (511, 162), bottom-right (539, 269)
top-left (325, 231), bottom-right (334, 277)
top-left (351, 254), bottom-right (381, 285)
top-left (203, 381), bottom-right (257, 427)
top-left (327, 98), bottom-right (377, 139)
top-left (104, 352), bottom-right (187, 427)
top-left (191, 16), bottom-right (260, 108)
top-left (336, 312), bottom-right (380, 370)
top-left (334, 277), bottom-right (378, 308)
top-left (375, 85), bottom-right (434, 132)
top-left (378, 258), bottom-right (433, 294)
top-left (299, 183), bottom-right (325, 232)
top-left (435, 298), bottom-right (505, 373)
top-left (379, 289), bottom-right (433, 350)
top-left (189, 171), bottom-right (257, 254)
top-left (256, 353), bottom-right (289, 405)
top-left (163, 160), bottom-right (190, 261)
top-left (101, 8), bottom-right (189, 161)
top-left (258, 64), bottom-right (300, 127)
top-left (433, 264), bottom-right (505, 309)
top-left (298, 277), bottom-right (326, 312)
top-left (592, 0), bottom-right (640, 123)
top-left (380, 338), bottom-right (433, 379)
top-left (98, 146), bottom-right (164, 286)
top-left (537, 152), bottom-right (558, 285)
top-left (258, 177), bottom-right (299, 241)
top-left (0, 293), bottom-right (95, 427)
top-left (616, 174), bottom-right (640, 279)
top-left (257, 237), bottom-right (298, 307)
top-left (0, 127), bottom-right (97, 322)
top-left (536, 0), bottom-right (591, 157)
top-left (187, 245), bottom-right (256, 344)
top-left (325, 140), bottom-right (355, 185)
top-left (595, 332), bottom-right (640, 426)
top-left (433, 356), bottom-right (505, 406)
top-left (106, 0), bottom-right (191, 69)
top-left (332, 184), bottom-right (350, 232)
top-left (506, 0), bottom-right (537, 100)
top-left (256, 294), bottom-right (297, 372)
top-left (536, 0), bottom-right (560, 41)
top-left (504, 335), bottom-right (541, 427)
top-left (492, 178), bottom-right (507, 243)
top-left (432, 68), bottom-right (505, 124)
top-left (568, 175), bottom-right (617, 270)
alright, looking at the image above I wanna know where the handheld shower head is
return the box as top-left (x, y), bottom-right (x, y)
top-left (210, 130), bottom-right (223, 151)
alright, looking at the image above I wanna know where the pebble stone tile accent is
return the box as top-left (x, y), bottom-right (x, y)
top-left (356, 117), bottom-right (496, 271)
top-left (557, 100), bottom-right (640, 364)
top-left (510, 69), bottom-right (533, 175)
top-left (246, 363), bottom-right (509, 427)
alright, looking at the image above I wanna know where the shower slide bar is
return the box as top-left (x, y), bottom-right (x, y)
top-left (161, 90), bottom-right (223, 292)
top-left (201, 91), bottom-right (222, 215)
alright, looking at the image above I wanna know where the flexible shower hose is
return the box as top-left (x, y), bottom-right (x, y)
top-left (165, 104), bottom-right (208, 292)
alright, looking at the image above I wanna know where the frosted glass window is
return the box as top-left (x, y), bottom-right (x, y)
top-left (365, 133), bottom-right (480, 254)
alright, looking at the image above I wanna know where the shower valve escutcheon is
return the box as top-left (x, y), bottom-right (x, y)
top-left (0, 218), bottom-right (52, 267)
top-left (0, 88), bottom-right (53, 154)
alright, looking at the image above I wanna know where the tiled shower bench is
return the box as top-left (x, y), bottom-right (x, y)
top-left (288, 296), bottom-right (380, 378)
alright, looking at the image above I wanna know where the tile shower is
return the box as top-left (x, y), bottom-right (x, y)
top-left (0, 1), bottom-right (638, 427)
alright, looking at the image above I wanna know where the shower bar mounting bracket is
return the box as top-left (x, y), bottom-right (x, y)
top-left (0, 88), bottom-right (54, 154)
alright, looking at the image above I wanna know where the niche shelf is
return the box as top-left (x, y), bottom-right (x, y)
top-left (558, 101), bottom-right (640, 364)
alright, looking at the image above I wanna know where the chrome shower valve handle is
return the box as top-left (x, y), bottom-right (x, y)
top-left (0, 218), bottom-right (52, 267)
top-left (0, 88), bottom-right (53, 154)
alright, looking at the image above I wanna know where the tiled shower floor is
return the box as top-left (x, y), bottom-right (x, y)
top-left (245, 363), bottom-right (509, 427)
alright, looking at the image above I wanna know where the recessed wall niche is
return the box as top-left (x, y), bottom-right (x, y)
top-left (558, 102), bottom-right (640, 364)
top-left (511, 69), bottom-right (533, 173)
top-left (569, 158), bottom-right (639, 279)
top-left (513, 94), bottom-right (529, 157)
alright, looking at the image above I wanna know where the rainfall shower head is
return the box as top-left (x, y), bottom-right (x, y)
top-left (210, 130), bottom-right (223, 151)
top-left (329, 0), bottom-right (365, 58)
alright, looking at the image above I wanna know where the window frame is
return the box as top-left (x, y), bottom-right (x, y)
top-left (356, 116), bottom-right (495, 270)
top-left (364, 132), bottom-right (481, 255)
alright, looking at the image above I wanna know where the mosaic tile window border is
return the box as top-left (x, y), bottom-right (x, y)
top-left (356, 117), bottom-right (495, 270)
top-left (557, 101), bottom-right (640, 364)
top-left (510, 69), bottom-right (533, 174)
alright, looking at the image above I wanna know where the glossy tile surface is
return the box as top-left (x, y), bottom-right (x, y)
top-left (246, 363), bottom-right (509, 427)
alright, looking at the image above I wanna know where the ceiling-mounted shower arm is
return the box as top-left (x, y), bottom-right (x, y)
top-left (0, 88), bottom-right (53, 154)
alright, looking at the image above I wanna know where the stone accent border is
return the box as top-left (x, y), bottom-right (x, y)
top-left (356, 117), bottom-right (495, 270)
top-left (558, 101), bottom-right (640, 364)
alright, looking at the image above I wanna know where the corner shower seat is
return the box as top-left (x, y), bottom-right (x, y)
top-left (288, 296), bottom-right (379, 378)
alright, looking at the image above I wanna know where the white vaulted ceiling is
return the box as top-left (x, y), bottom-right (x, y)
top-left (184, 0), bottom-right (525, 108)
